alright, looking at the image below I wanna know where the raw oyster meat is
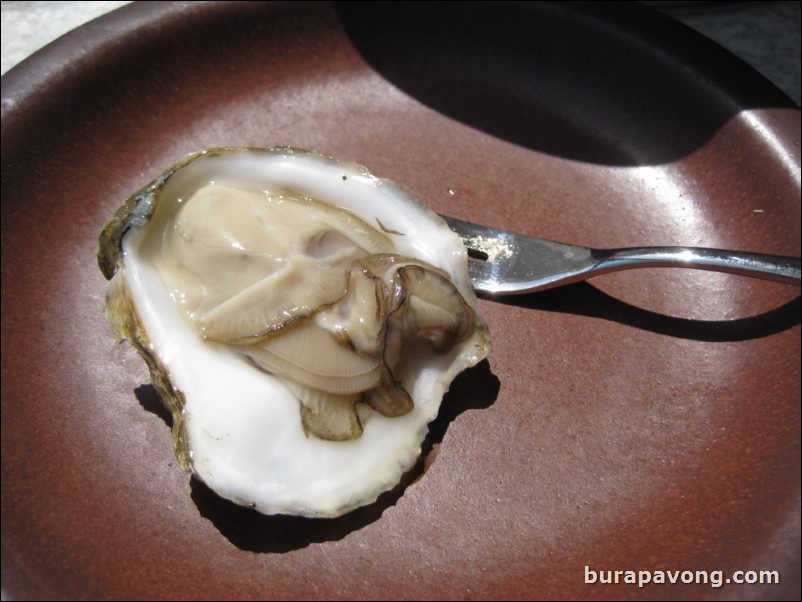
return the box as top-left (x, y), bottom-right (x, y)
top-left (98, 147), bottom-right (491, 518)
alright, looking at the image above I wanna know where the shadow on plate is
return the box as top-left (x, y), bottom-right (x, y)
top-left (334, 1), bottom-right (796, 166)
top-left (136, 359), bottom-right (500, 553)
top-left (491, 282), bottom-right (801, 342)
top-left (136, 384), bottom-right (173, 428)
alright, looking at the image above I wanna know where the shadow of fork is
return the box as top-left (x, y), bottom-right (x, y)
top-left (486, 282), bottom-right (800, 342)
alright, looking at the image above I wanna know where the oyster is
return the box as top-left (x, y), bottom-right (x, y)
top-left (98, 147), bottom-right (490, 518)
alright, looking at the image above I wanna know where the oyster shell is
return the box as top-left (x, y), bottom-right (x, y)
top-left (98, 147), bottom-right (491, 518)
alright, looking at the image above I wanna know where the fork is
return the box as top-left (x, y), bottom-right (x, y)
top-left (441, 215), bottom-right (802, 295)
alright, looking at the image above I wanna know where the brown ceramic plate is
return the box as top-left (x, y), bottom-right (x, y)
top-left (2, 2), bottom-right (800, 599)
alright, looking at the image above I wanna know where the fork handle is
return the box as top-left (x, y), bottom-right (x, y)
top-left (593, 247), bottom-right (801, 285)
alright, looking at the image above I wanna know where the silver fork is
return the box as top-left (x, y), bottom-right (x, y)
top-left (441, 215), bottom-right (802, 295)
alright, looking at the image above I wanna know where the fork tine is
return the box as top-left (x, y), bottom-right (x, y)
top-left (440, 215), bottom-right (596, 294)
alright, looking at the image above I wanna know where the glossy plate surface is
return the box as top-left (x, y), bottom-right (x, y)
top-left (2, 2), bottom-right (799, 599)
